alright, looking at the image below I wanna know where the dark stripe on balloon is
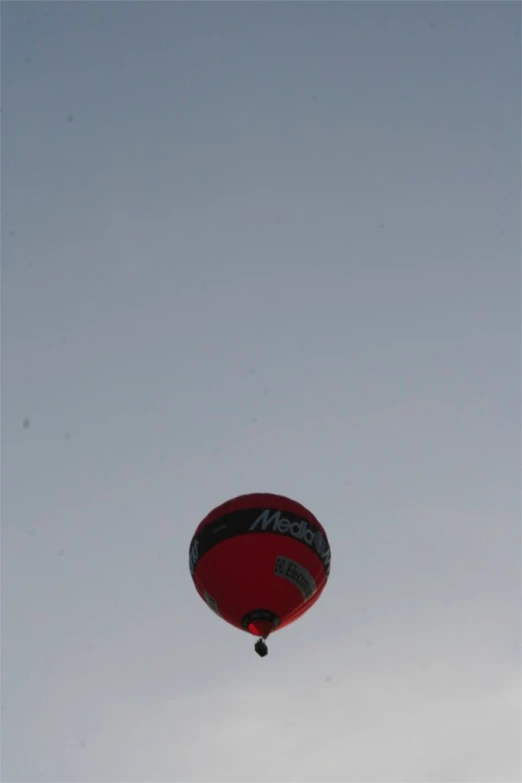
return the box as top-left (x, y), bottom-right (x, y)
top-left (188, 506), bottom-right (331, 578)
top-left (241, 609), bottom-right (281, 631)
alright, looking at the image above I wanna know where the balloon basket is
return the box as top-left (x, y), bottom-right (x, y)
top-left (254, 638), bottom-right (268, 657)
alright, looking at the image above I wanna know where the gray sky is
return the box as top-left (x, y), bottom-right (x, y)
top-left (1, 2), bottom-right (520, 781)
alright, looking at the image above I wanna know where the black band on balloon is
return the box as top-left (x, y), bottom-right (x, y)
top-left (188, 506), bottom-right (331, 578)
top-left (241, 609), bottom-right (280, 632)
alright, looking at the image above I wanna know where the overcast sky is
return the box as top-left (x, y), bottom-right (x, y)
top-left (2, 2), bottom-right (521, 782)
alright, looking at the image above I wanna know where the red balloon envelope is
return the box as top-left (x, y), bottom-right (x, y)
top-left (189, 492), bottom-right (331, 656)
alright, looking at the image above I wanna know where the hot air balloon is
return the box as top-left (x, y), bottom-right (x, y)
top-left (188, 492), bottom-right (331, 657)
